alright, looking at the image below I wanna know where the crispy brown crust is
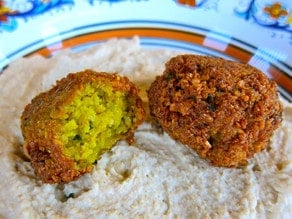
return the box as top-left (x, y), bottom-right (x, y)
top-left (148, 55), bottom-right (283, 167)
top-left (21, 70), bottom-right (145, 183)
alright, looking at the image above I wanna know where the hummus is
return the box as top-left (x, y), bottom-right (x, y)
top-left (0, 37), bottom-right (291, 218)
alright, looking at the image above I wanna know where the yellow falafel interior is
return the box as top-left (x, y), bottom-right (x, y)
top-left (21, 70), bottom-right (145, 183)
top-left (59, 83), bottom-right (133, 167)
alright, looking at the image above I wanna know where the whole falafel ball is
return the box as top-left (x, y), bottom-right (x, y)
top-left (21, 70), bottom-right (145, 183)
top-left (148, 55), bottom-right (283, 167)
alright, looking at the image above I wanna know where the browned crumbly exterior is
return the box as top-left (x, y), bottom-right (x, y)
top-left (21, 70), bottom-right (145, 183)
top-left (148, 55), bottom-right (283, 167)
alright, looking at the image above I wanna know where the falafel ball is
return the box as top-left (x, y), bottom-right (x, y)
top-left (148, 55), bottom-right (283, 167)
top-left (21, 70), bottom-right (145, 183)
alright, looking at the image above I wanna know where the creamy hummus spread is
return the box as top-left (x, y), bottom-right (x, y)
top-left (0, 38), bottom-right (291, 218)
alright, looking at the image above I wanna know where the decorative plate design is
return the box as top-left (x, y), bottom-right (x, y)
top-left (1, 0), bottom-right (291, 101)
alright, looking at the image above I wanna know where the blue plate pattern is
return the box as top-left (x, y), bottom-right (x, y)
top-left (1, 0), bottom-right (292, 33)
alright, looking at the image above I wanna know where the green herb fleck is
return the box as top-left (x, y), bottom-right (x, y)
top-left (166, 73), bottom-right (173, 81)
top-left (73, 134), bottom-right (81, 141)
top-left (66, 193), bottom-right (75, 199)
top-left (206, 94), bottom-right (216, 112)
top-left (207, 104), bottom-right (216, 112)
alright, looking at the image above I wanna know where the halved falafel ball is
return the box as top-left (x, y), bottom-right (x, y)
top-left (21, 70), bottom-right (145, 183)
top-left (148, 55), bottom-right (283, 167)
